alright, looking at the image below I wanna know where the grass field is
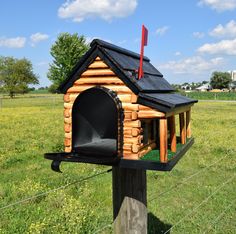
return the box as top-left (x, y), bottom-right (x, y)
top-left (0, 95), bottom-right (235, 233)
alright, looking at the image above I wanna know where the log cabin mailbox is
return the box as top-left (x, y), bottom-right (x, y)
top-left (44, 39), bottom-right (197, 172)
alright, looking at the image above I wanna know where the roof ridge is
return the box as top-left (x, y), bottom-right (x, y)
top-left (90, 39), bottom-right (150, 62)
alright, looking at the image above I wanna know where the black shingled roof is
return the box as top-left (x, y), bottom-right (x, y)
top-left (59, 39), bottom-right (197, 113)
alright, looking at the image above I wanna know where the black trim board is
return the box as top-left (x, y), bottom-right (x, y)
top-left (137, 96), bottom-right (172, 113)
top-left (44, 138), bottom-right (194, 171)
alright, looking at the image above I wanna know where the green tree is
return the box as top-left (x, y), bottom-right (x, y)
top-left (210, 71), bottom-right (231, 89)
top-left (0, 56), bottom-right (39, 97)
top-left (47, 33), bottom-right (89, 91)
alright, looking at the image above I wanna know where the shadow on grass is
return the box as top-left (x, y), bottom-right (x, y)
top-left (148, 212), bottom-right (172, 234)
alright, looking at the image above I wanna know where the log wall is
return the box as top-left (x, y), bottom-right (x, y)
top-left (63, 56), bottom-right (192, 161)
top-left (63, 56), bottom-right (158, 159)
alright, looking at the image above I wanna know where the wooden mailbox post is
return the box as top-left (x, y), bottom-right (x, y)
top-left (44, 38), bottom-right (197, 233)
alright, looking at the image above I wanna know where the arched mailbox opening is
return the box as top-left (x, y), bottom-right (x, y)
top-left (72, 86), bottom-right (123, 158)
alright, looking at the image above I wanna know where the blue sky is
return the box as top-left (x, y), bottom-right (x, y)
top-left (0, 0), bottom-right (236, 86)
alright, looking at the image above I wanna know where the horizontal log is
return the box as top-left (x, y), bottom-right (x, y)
top-left (64, 138), bottom-right (71, 147)
top-left (132, 144), bottom-right (142, 153)
top-left (102, 85), bottom-right (132, 93)
top-left (138, 105), bottom-right (153, 111)
top-left (123, 153), bottom-right (139, 160)
top-left (124, 111), bottom-right (138, 121)
top-left (81, 68), bottom-right (115, 77)
top-left (65, 132), bottom-right (72, 139)
top-left (64, 109), bottom-right (71, 118)
top-left (124, 120), bottom-right (141, 128)
top-left (64, 124), bottom-right (71, 133)
top-left (123, 149), bottom-right (133, 155)
top-left (138, 110), bottom-right (165, 118)
top-left (69, 94), bottom-right (79, 102)
top-left (123, 128), bottom-right (133, 136)
top-left (68, 84), bottom-right (132, 94)
top-left (74, 77), bottom-right (124, 85)
top-left (124, 136), bottom-right (142, 144)
top-left (67, 85), bottom-right (94, 93)
top-left (138, 142), bottom-right (156, 158)
top-left (65, 146), bottom-right (72, 153)
top-left (131, 94), bottom-right (138, 103)
top-left (95, 57), bottom-right (101, 61)
top-left (132, 128), bottom-right (142, 136)
top-left (122, 103), bottom-right (139, 111)
top-left (88, 61), bottom-right (109, 69)
top-left (123, 127), bottom-right (142, 137)
top-left (117, 94), bottom-right (132, 103)
top-left (64, 117), bottom-right (72, 124)
top-left (64, 94), bottom-right (70, 102)
top-left (123, 143), bottom-right (132, 150)
top-left (64, 102), bottom-right (73, 109)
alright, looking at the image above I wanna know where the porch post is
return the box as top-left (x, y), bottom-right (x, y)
top-left (179, 113), bottom-right (186, 144)
top-left (159, 118), bottom-right (168, 162)
top-left (169, 115), bottom-right (177, 152)
top-left (186, 110), bottom-right (191, 138)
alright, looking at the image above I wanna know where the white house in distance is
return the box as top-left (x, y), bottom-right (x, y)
top-left (196, 83), bottom-right (212, 92)
top-left (230, 71), bottom-right (236, 81)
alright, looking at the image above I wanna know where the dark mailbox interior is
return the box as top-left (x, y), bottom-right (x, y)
top-left (72, 87), bottom-right (122, 158)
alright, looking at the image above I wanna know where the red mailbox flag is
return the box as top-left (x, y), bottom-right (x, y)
top-left (138, 25), bottom-right (148, 79)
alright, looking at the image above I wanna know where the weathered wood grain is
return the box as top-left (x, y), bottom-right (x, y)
top-left (112, 167), bottom-right (147, 234)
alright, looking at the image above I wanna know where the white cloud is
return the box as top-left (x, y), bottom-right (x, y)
top-left (175, 51), bottom-right (181, 56)
top-left (193, 31), bottom-right (205, 39)
top-left (155, 26), bottom-right (169, 36)
top-left (58, 0), bottom-right (137, 22)
top-left (198, 0), bottom-right (236, 12)
top-left (198, 38), bottom-right (236, 55)
top-left (30, 33), bottom-right (49, 46)
top-left (209, 20), bottom-right (236, 38)
top-left (159, 56), bottom-right (224, 74)
top-left (0, 37), bottom-right (26, 48)
top-left (36, 61), bottom-right (49, 67)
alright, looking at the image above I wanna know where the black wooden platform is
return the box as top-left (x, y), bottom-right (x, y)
top-left (44, 138), bottom-right (194, 172)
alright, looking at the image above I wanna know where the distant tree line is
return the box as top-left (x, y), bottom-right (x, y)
top-left (174, 71), bottom-right (233, 91)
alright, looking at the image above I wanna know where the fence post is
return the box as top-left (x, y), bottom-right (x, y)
top-left (112, 167), bottom-right (147, 234)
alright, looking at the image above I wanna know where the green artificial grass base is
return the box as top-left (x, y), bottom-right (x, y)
top-left (141, 139), bottom-right (190, 162)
